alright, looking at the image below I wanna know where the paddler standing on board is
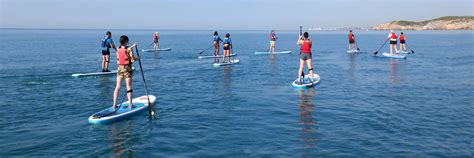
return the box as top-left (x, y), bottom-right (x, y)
top-left (399, 32), bottom-right (406, 51)
top-left (101, 31), bottom-right (116, 72)
top-left (348, 30), bottom-right (356, 50)
top-left (113, 35), bottom-right (139, 110)
top-left (222, 33), bottom-right (232, 63)
top-left (388, 30), bottom-right (398, 55)
top-left (269, 30), bottom-right (277, 53)
top-left (296, 32), bottom-right (315, 84)
top-left (153, 32), bottom-right (159, 50)
top-left (213, 31), bottom-right (223, 63)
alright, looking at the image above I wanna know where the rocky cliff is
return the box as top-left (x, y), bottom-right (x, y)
top-left (373, 16), bottom-right (474, 30)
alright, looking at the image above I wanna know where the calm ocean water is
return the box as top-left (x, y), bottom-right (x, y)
top-left (0, 29), bottom-right (472, 157)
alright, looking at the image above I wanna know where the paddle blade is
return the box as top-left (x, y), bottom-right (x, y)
top-left (411, 50), bottom-right (415, 54)
top-left (357, 47), bottom-right (360, 51)
top-left (373, 51), bottom-right (378, 55)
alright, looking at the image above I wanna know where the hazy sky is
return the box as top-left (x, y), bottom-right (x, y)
top-left (1, 0), bottom-right (473, 30)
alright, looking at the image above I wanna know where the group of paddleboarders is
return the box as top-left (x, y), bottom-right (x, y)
top-left (348, 30), bottom-right (409, 55)
top-left (100, 31), bottom-right (140, 110)
top-left (387, 30), bottom-right (408, 55)
top-left (212, 31), bottom-right (234, 63)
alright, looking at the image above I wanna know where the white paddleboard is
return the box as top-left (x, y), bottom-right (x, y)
top-left (396, 50), bottom-right (410, 54)
top-left (292, 74), bottom-right (321, 88)
top-left (88, 95), bottom-right (156, 124)
top-left (198, 53), bottom-right (236, 59)
top-left (141, 48), bottom-right (171, 52)
top-left (382, 53), bottom-right (406, 59)
top-left (254, 51), bottom-right (292, 55)
top-left (346, 49), bottom-right (360, 53)
top-left (72, 67), bottom-right (136, 77)
top-left (213, 59), bottom-right (240, 67)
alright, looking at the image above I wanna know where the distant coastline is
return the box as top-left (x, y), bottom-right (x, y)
top-left (373, 16), bottom-right (474, 30)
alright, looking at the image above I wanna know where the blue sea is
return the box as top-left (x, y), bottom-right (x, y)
top-left (0, 29), bottom-right (472, 157)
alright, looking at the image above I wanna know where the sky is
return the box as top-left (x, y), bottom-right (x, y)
top-left (1, 0), bottom-right (473, 30)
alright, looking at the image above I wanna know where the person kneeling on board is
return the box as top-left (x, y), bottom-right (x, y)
top-left (113, 35), bottom-right (139, 110)
top-left (222, 33), bottom-right (232, 63)
top-left (296, 32), bottom-right (315, 84)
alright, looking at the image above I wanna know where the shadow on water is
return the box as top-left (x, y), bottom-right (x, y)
top-left (110, 120), bottom-right (136, 157)
top-left (389, 59), bottom-right (399, 84)
top-left (297, 89), bottom-right (320, 157)
top-left (348, 54), bottom-right (356, 80)
top-left (222, 66), bottom-right (232, 96)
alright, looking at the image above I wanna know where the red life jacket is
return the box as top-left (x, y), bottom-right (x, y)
top-left (300, 39), bottom-right (311, 54)
top-left (399, 35), bottom-right (405, 41)
top-left (117, 47), bottom-right (130, 65)
top-left (390, 33), bottom-right (397, 39)
top-left (348, 33), bottom-right (354, 40)
top-left (153, 34), bottom-right (158, 40)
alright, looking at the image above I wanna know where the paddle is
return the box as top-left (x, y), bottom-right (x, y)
top-left (134, 45), bottom-right (156, 117)
top-left (405, 44), bottom-right (415, 54)
top-left (355, 37), bottom-right (361, 51)
top-left (199, 45), bottom-right (214, 54)
top-left (373, 38), bottom-right (389, 55)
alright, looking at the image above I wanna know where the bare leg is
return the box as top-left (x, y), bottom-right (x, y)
top-left (125, 77), bottom-right (133, 110)
top-left (298, 59), bottom-right (305, 83)
top-left (101, 55), bottom-right (106, 71)
top-left (390, 44), bottom-right (393, 55)
top-left (113, 76), bottom-right (123, 110)
top-left (306, 59), bottom-right (314, 82)
top-left (395, 43), bottom-right (399, 54)
top-left (105, 55), bottom-right (110, 71)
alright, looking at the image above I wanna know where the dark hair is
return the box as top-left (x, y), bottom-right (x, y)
top-left (303, 32), bottom-right (309, 38)
top-left (401, 32), bottom-right (404, 34)
top-left (225, 33), bottom-right (230, 37)
top-left (119, 35), bottom-right (129, 46)
top-left (214, 31), bottom-right (218, 36)
top-left (349, 30), bottom-right (352, 32)
top-left (106, 31), bottom-right (111, 36)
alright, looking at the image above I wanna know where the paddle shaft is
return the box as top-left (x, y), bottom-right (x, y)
top-left (374, 38), bottom-right (389, 55)
top-left (134, 45), bottom-right (155, 117)
top-left (199, 45), bottom-right (214, 54)
top-left (405, 43), bottom-right (415, 53)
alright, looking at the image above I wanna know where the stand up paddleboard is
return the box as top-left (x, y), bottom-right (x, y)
top-left (213, 59), bottom-right (240, 67)
top-left (346, 49), bottom-right (360, 53)
top-left (198, 53), bottom-right (236, 59)
top-left (88, 95), bottom-right (156, 124)
top-left (396, 50), bottom-right (410, 54)
top-left (254, 51), bottom-right (292, 55)
top-left (292, 74), bottom-right (321, 88)
top-left (141, 48), bottom-right (171, 52)
top-left (72, 67), bottom-right (136, 77)
top-left (382, 53), bottom-right (406, 59)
